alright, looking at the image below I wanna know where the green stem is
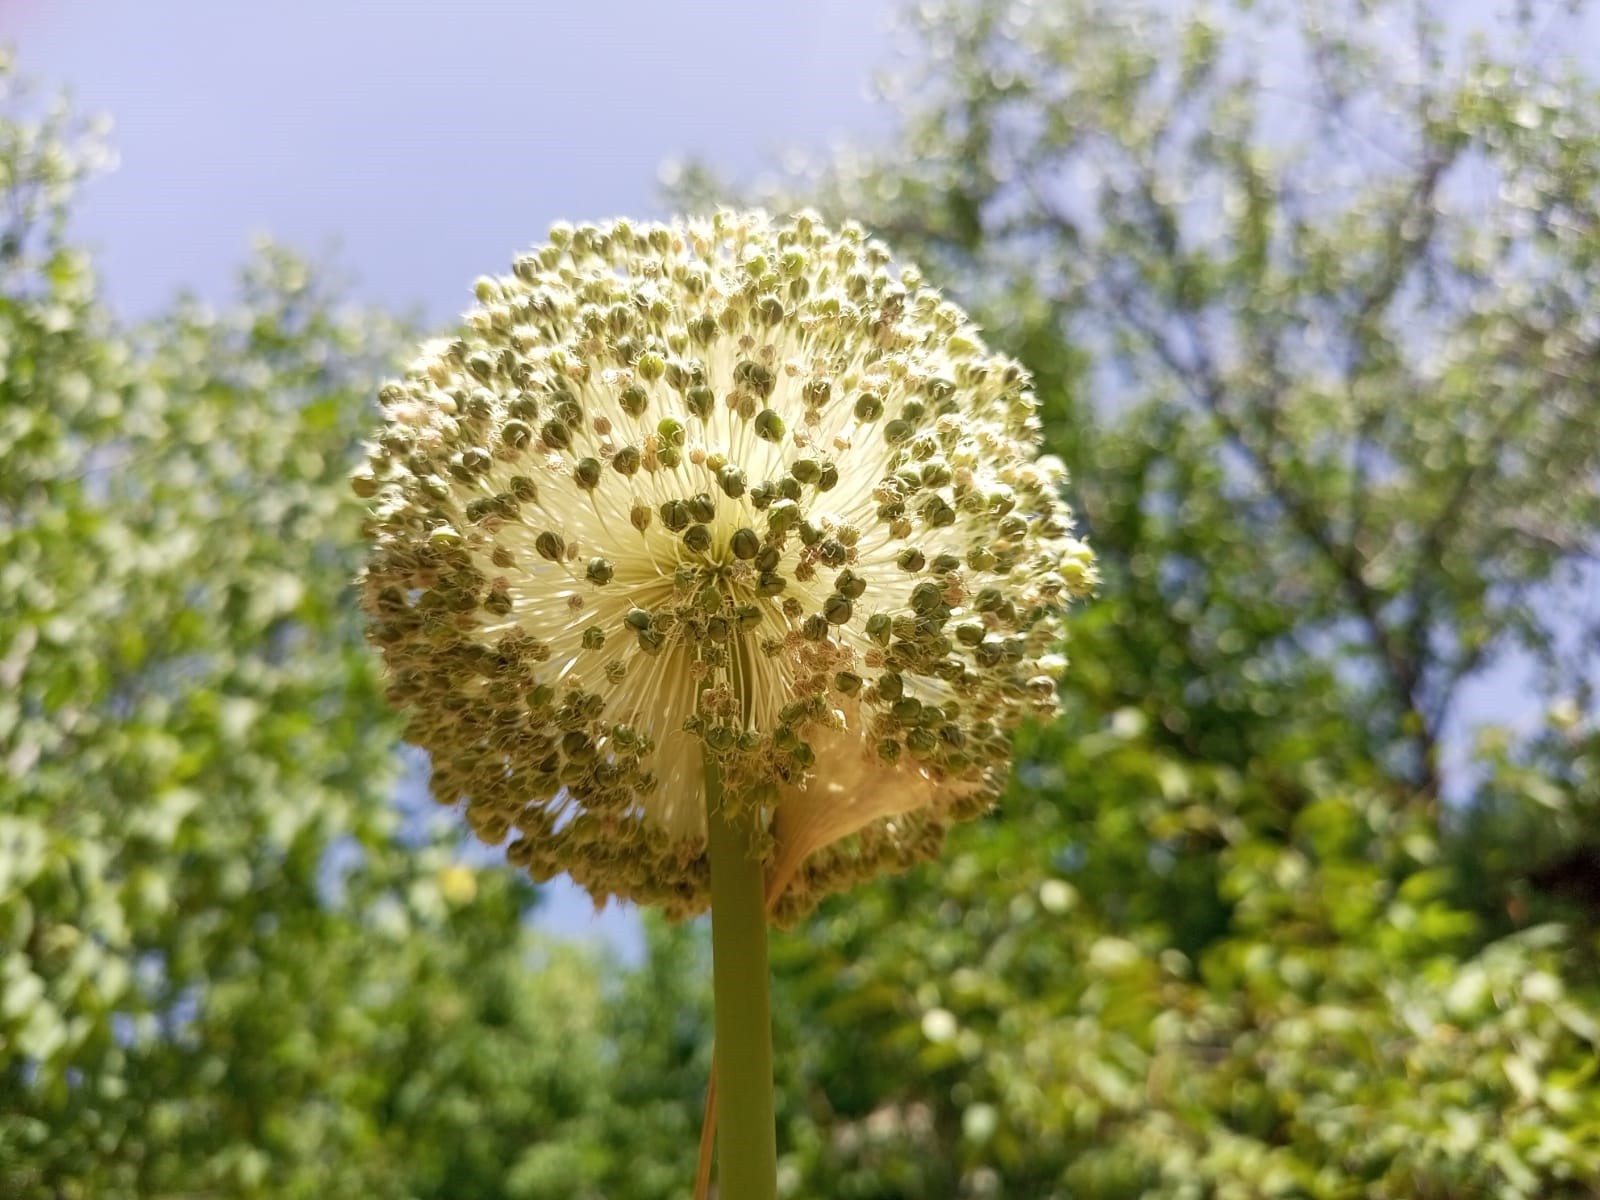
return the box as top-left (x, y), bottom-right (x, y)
top-left (704, 751), bottom-right (777, 1200)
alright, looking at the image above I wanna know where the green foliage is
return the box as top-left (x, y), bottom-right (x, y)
top-left (0, 61), bottom-right (701, 1200)
top-left (674, 0), bottom-right (1600, 1194)
top-left (8, 0), bottom-right (1600, 1194)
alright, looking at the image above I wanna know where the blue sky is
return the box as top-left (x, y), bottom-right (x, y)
top-left (10, 0), bottom-right (898, 955)
top-left (11, 0), bottom-right (897, 320)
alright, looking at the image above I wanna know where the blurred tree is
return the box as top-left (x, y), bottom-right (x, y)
top-left (673, 0), bottom-right (1600, 1194)
top-left (9, 0), bottom-right (1600, 1192)
top-left (0, 56), bottom-right (703, 1200)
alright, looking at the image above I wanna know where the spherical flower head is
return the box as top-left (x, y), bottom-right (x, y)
top-left (354, 211), bottom-right (1095, 921)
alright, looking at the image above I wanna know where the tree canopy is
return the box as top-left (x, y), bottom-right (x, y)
top-left (696, 1), bottom-right (1600, 1193)
top-left (4, 1), bottom-right (1600, 1195)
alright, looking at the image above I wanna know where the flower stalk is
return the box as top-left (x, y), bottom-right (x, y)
top-left (704, 749), bottom-right (777, 1200)
top-left (352, 210), bottom-right (1097, 1199)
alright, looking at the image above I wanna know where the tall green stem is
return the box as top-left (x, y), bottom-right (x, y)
top-left (703, 751), bottom-right (777, 1200)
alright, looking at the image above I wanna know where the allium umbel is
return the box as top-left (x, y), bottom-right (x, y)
top-left (355, 211), bottom-right (1094, 922)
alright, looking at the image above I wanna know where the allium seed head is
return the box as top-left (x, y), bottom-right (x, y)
top-left (355, 211), bottom-right (1095, 920)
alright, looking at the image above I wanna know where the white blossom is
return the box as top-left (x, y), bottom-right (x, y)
top-left (355, 211), bottom-right (1094, 919)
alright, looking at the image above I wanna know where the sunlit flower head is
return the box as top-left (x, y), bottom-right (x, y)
top-left (355, 211), bottom-right (1094, 920)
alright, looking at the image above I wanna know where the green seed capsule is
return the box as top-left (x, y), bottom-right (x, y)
top-left (730, 528), bottom-right (760, 560)
top-left (866, 613), bottom-right (892, 646)
top-left (574, 457), bottom-right (601, 489)
top-left (586, 558), bottom-right (615, 585)
top-left (689, 314), bottom-right (718, 345)
top-left (535, 531), bottom-right (566, 561)
top-left (541, 420), bottom-right (572, 449)
top-left (854, 392), bottom-right (884, 421)
top-left (911, 581), bottom-right (944, 614)
top-left (754, 545), bottom-right (781, 572)
top-left (791, 458), bottom-right (821, 484)
top-left (834, 671), bottom-right (862, 695)
top-left (581, 627), bottom-right (605, 650)
top-left (823, 595), bottom-right (853, 624)
top-left (686, 384), bottom-right (715, 419)
top-left (683, 524), bottom-right (712, 553)
top-left (501, 419), bottom-right (533, 449)
top-left (767, 499), bottom-right (800, 534)
top-left (717, 464), bottom-right (747, 498)
top-left (755, 296), bottom-right (785, 326)
top-left (754, 409), bottom-right (785, 442)
top-left (657, 417), bottom-right (686, 447)
top-left (688, 492), bottom-right (716, 522)
top-left (619, 385), bottom-right (648, 417)
top-left (835, 569), bottom-right (866, 599)
top-left (922, 497), bottom-right (956, 528)
top-left (613, 446), bottom-right (641, 475)
top-left (735, 360), bottom-right (776, 397)
top-left (624, 607), bottom-right (652, 631)
top-left (660, 500), bottom-right (690, 531)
